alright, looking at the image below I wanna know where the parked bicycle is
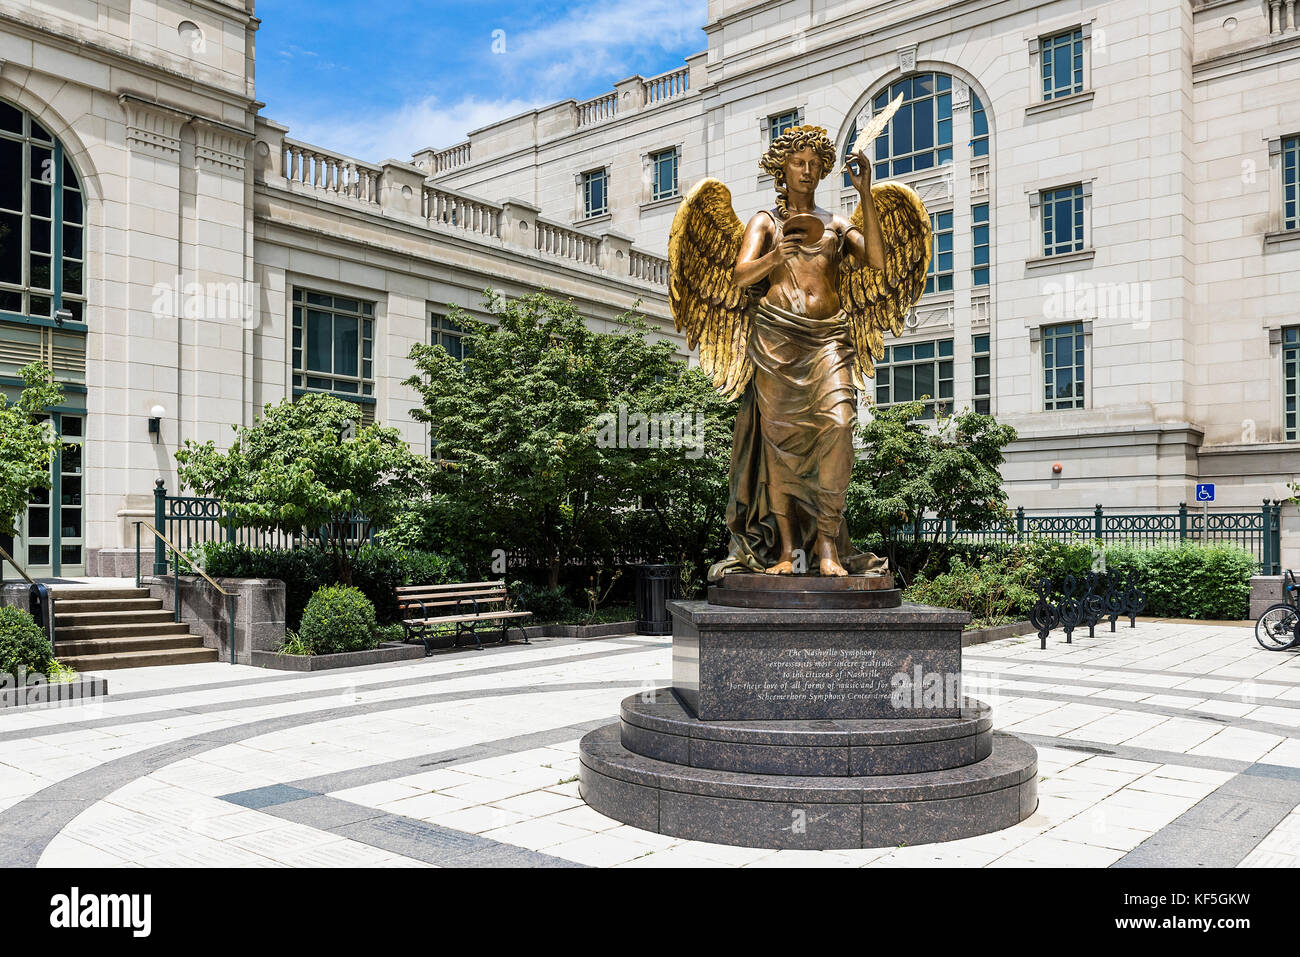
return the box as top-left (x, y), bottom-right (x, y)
top-left (1255, 569), bottom-right (1300, 651)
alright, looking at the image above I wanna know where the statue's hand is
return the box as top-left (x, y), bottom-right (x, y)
top-left (771, 234), bottom-right (802, 265)
top-left (847, 149), bottom-right (872, 192)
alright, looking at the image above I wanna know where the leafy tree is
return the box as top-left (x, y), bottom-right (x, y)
top-left (174, 393), bottom-right (431, 585)
top-left (0, 362), bottom-right (63, 538)
top-left (405, 291), bottom-right (733, 587)
top-left (847, 400), bottom-right (1017, 582)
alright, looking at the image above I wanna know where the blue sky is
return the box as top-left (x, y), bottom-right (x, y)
top-left (256, 0), bottom-right (708, 162)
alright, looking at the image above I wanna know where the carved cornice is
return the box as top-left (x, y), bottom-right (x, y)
top-left (193, 117), bottom-right (252, 173)
top-left (118, 93), bottom-right (187, 156)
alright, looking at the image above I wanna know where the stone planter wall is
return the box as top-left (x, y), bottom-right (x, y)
top-left (251, 642), bottom-right (424, 672)
top-left (0, 676), bottom-right (108, 709)
top-left (145, 575), bottom-right (285, 665)
top-left (1251, 575), bottom-right (1286, 620)
top-left (506, 620), bottom-right (636, 641)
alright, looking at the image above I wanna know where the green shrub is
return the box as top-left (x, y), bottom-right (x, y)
top-left (201, 542), bottom-right (464, 629)
top-left (0, 606), bottom-right (55, 674)
top-left (902, 537), bottom-right (1257, 622)
top-left (904, 551), bottom-right (1038, 628)
top-left (509, 581), bottom-right (577, 622)
top-left (297, 586), bottom-right (379, 656)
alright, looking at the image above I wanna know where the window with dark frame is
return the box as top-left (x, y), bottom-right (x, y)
top-left (871, 73), bottom-right (954, 180)
top-left (292, 289), bottom-right (375, 401)
top-left (768, 109), bottom-right (800, 143)
top-left (431, 313), bottom-right (467, 360)
top-left (1285, 326), bottom-right (1300, 439)
top-left (1043, 321), bottom-right (1086, 411)
top-left (973, 334), bottom-right (991, 415)
top-left (1042, 185), bottom-right (1084, 256)
top-left (582, 168), bottom-right (608, 218)
top-left (1041, 27), bottom-right (1084, 101)
top-left (873, 339), bottom-right (955, 420)
top-left (926, 210), bottom-right (954, 294)
top-left (1284, 136), bottom-right (1299, 232)
top-left (970, 91), bottom-right (990, 158)
top-left (973, 203), bottom-right (990, 287)
top-left (0, 100), bottom-right (85, 325)
top-left (651, 148), bottom-right (678, 201)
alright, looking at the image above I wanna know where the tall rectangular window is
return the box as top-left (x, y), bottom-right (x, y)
top-left (874, 339), bottom-right (955, 419)
top-left (973, 334), bottom-right (991, 415)
top-left (582, 168), bottom-right (608, 218)
top-left (1043, 321), bottom-right (1085, 410)
top-left (926, 210), bottom-right (954, 294)
top-left (292, 289), bottom-right (375, 398)
top-left (1041, 28), bottom-right (1084, 101)
top-left (970, 92), bottom-right (989, 159)
top-left (651, 148), bottom-right (678, 201)
top-left (1042, 185), bottom-right (1084, 256)
top-left (972, 204), bottom-right (990, 287)
top-left (769, 109), bottom-right (800, 143)
top-left (1285, 326), bottom-right (1300, 439)
top-left (1285, 136), bottom-right (1299, 232)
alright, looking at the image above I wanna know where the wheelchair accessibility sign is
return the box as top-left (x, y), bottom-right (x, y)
top-left (1196, 484), bottom-right (1215, 502)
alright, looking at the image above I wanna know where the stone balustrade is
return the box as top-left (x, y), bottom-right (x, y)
top-left (644, 66), bottom-right (689, 106)
top-left (630, 250), bottom-right (669, 286)
top-left (536, 219), bottom-right (601, 265)
top-left (423, 185), bottom-right (502, 238)
top-left (432, 141), bottom-right (472, 173)
top-left (577, 92), bottom-right (618, 127)
top-left (282, 139), bottom-right (381, 203)
top-left (256, 119), bottom-right (667, 290)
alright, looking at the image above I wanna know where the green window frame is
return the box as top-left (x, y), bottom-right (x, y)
top-left (1043, 321), bottom-right (1086, 410)
top-left (582, 168), bottom-right (608, 218)
top-left (972, 204), bottom-right (990, 287)
top-left (973, 334), bottom-right (991, 415)
top-left (1042, 185), bottom-right (1084, 256)
top-left (769, 109), bottom-right (800, 143)
top-left (1285, 326), bottom-right (1300, 439)
top-left (431, 312), bottom-right (467, 360)
top-left (926, 210), bottom-right (954, 294)
top-left (870, 73), bottom-right (953, 180)
top-left (1042, 28), bottom-right (1084, 101)
top-left (970, 91), bottom-right (989, 158)
top-left (1284, 136), bottom-right (1299, 232)
top-left (651, 148), bottom-right (678, 202)
top-left (874, 339), bottom-right (955, 419)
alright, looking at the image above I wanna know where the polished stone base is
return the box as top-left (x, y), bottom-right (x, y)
top-left (709, 572), bottom-right (901, 609)
top-left (579, 690), bottom-right (1037, 849)
top-left (671, 599), bottom-right (969, 721)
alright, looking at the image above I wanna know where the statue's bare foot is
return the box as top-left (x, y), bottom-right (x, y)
top-left (819, 557), bottom-right (849, 577)
top-left (766, 560), bottom-right (795, 575)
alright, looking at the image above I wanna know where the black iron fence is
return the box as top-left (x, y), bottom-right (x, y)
top-left (903, 501), bottom-right (1283, 575)
top-left (152, 480), bottom-right (372, 575)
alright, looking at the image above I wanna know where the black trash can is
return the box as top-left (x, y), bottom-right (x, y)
top-left (635, 564), bottom-right (680, 636)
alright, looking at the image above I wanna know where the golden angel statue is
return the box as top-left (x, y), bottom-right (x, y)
top-left (668, 123), bottom-right (931, 581)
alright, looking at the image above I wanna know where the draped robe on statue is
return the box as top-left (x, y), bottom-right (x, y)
top-left (707, 299), bottom-right (888, 582)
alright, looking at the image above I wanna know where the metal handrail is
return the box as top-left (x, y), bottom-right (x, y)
top-left (135, 520), bottom-right (238, 665)
top-left (0, 543), bottom-right (36, 586)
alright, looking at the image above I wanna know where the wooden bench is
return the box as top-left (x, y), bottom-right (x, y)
top-left (396, 581), bottom-right (533, 653)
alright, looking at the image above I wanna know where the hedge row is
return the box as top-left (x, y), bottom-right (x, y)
top-left (903, 539), bottom-right (1258, 625)
top-left (200, 543), bottom-right (464, 630)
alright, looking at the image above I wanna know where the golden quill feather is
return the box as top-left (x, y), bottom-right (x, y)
top-left (841, 92), bottom-right (905, 174)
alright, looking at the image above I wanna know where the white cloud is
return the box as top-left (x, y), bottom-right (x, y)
top-left (271, 0), bottom-right (708, 162)
top-left (284, 94), bottom-right (543, 164)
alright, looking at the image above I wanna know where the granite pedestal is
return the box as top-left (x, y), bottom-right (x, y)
top-left (578, 578), bottom-right (1039, 849)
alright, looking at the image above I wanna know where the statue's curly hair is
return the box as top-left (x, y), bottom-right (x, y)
top-left (759, 124), bottom-right (837, 218)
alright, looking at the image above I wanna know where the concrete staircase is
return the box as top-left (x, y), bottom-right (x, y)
top-left (52, 587), bottom-right (219, 671)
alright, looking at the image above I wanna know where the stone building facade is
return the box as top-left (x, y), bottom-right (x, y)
top-left (430, 0), bottom-right (1300, 563)
top-left (2, 0), bottom-right (1299, 577)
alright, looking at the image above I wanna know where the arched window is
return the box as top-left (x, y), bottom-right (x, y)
top-left (0, 101), bottom-right (85, 325)
top-left (869, 73), bottom-right (953, 180)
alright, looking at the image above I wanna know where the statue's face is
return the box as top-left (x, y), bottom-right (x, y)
top-left (783, 147), bottom-right (823, 190)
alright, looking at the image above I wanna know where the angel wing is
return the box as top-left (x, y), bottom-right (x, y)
top-left (839, 181), bottom-right (932, 387)
top-left (668, 178), bottom-right (753, 400)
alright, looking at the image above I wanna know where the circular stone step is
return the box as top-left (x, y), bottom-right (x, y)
top-left (579, 724), bottom-right (1037, 850)
top-left (708, 573), bottom-right (902, 609)
top-left (621, 690), bottom-right (992, 776)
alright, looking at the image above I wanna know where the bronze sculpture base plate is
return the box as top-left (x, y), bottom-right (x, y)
top-left (707, 571), bottom-right (901, 609)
